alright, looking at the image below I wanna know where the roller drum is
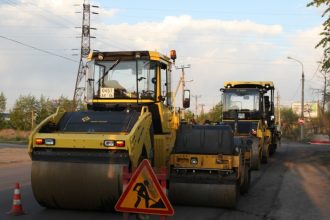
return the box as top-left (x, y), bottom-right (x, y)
top-left (31, 161), bottom-right (123, 210)
top-left (250, 139), bottom-right (261, 170)
top-left (169, 182), bottom-right (238, 208)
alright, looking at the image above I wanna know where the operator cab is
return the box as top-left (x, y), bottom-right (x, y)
top-left (85, 50), bottom-right (180, 134)
top-left (221, 81), bottom-right (275, 134)
top-left (86, 51), bottom-right (174, 110)
top-left (222, 88), bottom-right (261, 120)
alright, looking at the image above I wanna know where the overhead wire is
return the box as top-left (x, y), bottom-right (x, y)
top-left (0, 35), bottom-right (78, 63)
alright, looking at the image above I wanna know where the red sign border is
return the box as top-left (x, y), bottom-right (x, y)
top-left (115, 159), bottom-right (174, 216)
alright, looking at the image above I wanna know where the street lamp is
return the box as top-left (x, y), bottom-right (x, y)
top-left (287, 56), bottom-right (305, 141)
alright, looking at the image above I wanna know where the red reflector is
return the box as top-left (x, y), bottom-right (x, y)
top-left (116, 141), bottom-right (125, 147)
top-left (35, 138), bottom-right (44, 145)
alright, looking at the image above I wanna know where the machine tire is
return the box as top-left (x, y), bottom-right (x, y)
top-left (269, 143), bottom-right (277, 156)
top-left (261, 147), bottom-right (269, 163)
top-left (251, 140), bottom-right (261, 170)
top-left (169, 181), bottom-right (239, 208)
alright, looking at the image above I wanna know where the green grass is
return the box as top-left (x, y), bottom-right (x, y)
top-left (0, 137), bottom-right (28, 144)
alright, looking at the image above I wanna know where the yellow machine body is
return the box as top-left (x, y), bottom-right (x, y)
top-left (28, 50), bottom-right (180, 210)
top-left (168, 124), bottom-right (251, 208)
top-left (222, 81), bottom-right (279, 169)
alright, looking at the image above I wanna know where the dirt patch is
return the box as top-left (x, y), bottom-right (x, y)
top-left (0, 129), bottom-right (30, 141)
top-left (0, 148), bottom-right (30, 167)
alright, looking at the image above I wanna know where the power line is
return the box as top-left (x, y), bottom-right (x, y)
top-left (3, 0), bottom-right (76, 28)
top-left (0, 35), bottom-right (78, 63)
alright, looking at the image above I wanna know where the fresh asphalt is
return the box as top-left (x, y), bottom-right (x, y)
top-left (0, 142), bottom-right (329, 220)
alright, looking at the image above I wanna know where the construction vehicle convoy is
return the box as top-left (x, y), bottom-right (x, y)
top-left (28, 50), bottom-right (253, 211)
top-left (221, 81), bottom-right (280, 169)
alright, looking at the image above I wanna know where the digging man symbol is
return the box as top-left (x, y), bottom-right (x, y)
top-left (133, 179), bottom-right (152, 208)
top-left (133, 179), bottom-right (166, 209)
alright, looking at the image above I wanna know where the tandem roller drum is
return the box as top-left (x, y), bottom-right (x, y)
top-left (31, 160), bottom-right (124, 210)
top-left (250, 139), bottom-right (261, 170)
top-left (169, 182), bottom-right (238, 208)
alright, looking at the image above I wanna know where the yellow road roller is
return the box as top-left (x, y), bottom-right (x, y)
top-left (28, 50), bottom-right (185, 210)
top-left (221, 81), bottom-right (280, 169)
top-left (169, 124), bottom-right (252, 208)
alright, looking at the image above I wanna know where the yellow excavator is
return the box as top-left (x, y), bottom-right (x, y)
top-left (221, 81), bottom-right (280, 169)
top-left (28, 50), bottom-right (184, 210)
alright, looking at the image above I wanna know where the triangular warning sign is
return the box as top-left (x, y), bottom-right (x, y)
top-left (115, 159), bottom-right (174, 216)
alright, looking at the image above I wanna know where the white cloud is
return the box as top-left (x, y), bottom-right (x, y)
top-left (0, 1), bottom-right (323, 113)
top-left (99, 8), bottom-right (119, 18)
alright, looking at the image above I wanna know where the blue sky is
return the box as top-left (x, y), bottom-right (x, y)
top-left (0, 0), bottom-right (326, 112)
top-left (100, 0), bottom-right (320, 28)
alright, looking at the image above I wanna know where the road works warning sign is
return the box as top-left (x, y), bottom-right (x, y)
top-left (115, 159), bottom-right (174, 216)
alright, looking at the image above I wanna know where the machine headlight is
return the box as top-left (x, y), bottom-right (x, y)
top-left (104, 140), bottom-right (125, 147)
top-left (104, 140), bottom-right (115, 147)
top-left (44, 138), bottom-right (55, 145)
top-left (35, 138), bottom-right (55, 145)
top-left (190, 157), bottom-right (198, 165)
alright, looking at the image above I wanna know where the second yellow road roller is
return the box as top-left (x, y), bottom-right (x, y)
top-left (169, 123), bottom-right (252, 208)
top-left (221, 81), bottom-right (280, 169)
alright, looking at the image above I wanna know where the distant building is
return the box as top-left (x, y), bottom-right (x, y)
top-left (291, 102), bottom-right (319, 118)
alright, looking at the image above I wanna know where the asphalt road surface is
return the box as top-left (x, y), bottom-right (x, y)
top-left (0, 141), bottom-right (329, 220)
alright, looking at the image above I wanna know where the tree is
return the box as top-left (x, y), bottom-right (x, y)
top-left (307, 0), bottom-right (330, 70)
top-left (318, 69), bottom-right (330, 113)
top-left (55, 96), bottom-right (75, 112)
top-left (280, 107), bottom-right (299, 140)
top-left (0, 92), bottom-right (7, 128)
top-left (207, 102), bottom-right (223, 123)
top-left (9, 94), bottom-right (84, 130)
top-left (0, 92), bottom-right (5, 113)
top-left (36, 95), bottom-right (57, 125)
top-left (184, 110), bottom-right (195, 123)
top-left (10, 95), bottom-right (38, 130)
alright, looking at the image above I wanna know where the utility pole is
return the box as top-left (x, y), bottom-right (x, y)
top-left (175, 64), bottom-right (191, 107)
top-left (276, 91), bottom-right (281, 127)
top-left (192, 94), bottom-right (201, 117)
top-left (199, 104), bottom-right (205, 116)
top-left (73, 0), bottom-right (98, 110)
top-left (288, 56), bottom-right (304, 141)
top-left (175, 64), bottom-right (191, 119)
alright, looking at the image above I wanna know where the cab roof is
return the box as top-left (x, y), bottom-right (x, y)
top-left (88, 50), bottom-right (171, 64)
top-left (224, 81), bottom-right (274, 89)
